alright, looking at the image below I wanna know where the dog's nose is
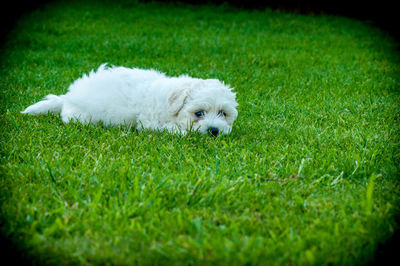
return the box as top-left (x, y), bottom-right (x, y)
top-left (208, 127), bottom-right (219, 136)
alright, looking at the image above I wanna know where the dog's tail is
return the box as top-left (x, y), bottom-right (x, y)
top-left (21, 94), bottom-right (64, 115)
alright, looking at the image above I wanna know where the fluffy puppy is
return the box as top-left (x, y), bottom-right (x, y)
top-left (22, 64), bottom-right (238, 136)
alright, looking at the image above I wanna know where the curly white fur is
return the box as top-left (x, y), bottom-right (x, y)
top-left (22, 64), bottom-right (238, 135)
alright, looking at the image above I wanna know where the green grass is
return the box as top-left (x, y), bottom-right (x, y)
top-left (1, 0), bottom-right (400, 264)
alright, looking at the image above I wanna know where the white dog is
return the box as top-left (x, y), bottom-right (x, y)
top-left (22, 64), bottom-right (238, 136)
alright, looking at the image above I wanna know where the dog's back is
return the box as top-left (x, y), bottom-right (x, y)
top-left (22, 64), bottom-right (170, 126)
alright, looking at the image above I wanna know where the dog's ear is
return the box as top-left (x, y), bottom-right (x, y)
top-left (168, 86), bottom-right (191, 116)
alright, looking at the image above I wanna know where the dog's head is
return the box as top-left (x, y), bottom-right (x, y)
top-left (168, 78), bottom-right (238, 136)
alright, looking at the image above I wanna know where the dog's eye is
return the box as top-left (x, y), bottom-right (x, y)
top-left (195, 111), bottom-right (204, 118)
top-left (218, 110), bottom-right (227, 117)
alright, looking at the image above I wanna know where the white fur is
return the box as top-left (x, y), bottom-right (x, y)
top-left (22, 64), bottom-right (238, 135)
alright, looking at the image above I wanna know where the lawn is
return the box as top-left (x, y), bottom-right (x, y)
top-left (1, 0), bottom-right (399, 264)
